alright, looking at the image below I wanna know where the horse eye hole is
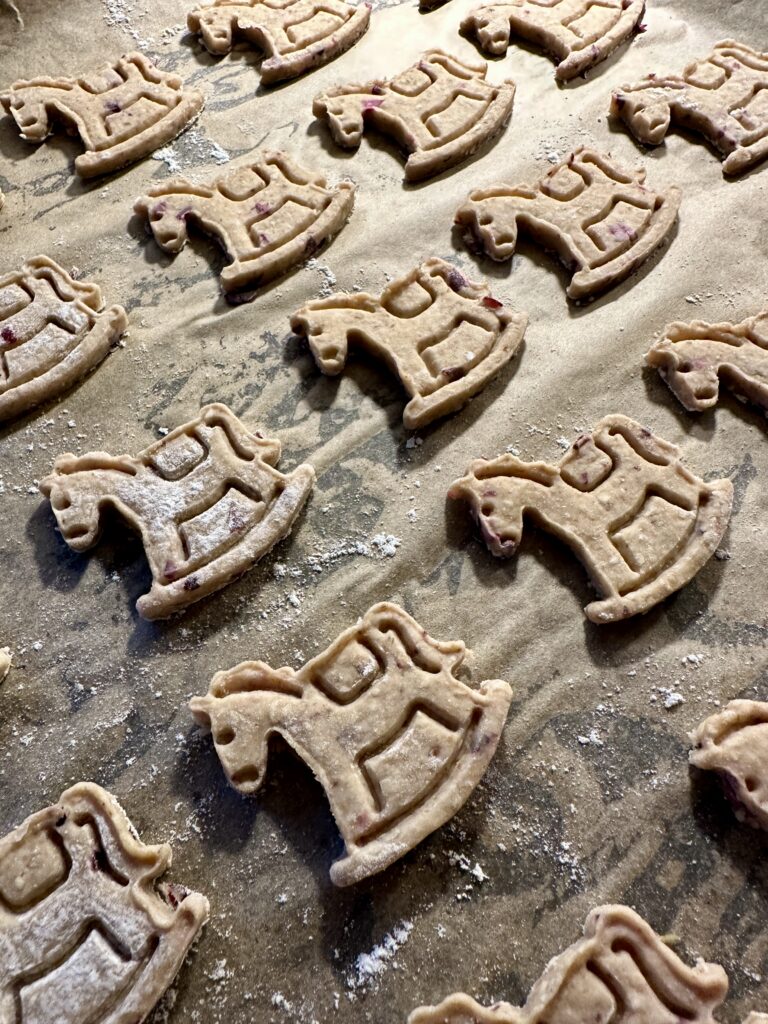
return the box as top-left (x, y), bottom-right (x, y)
top-left (51, 492), bottom-right (71, 511)
top-left (215, 726), bottom-right (235, 746)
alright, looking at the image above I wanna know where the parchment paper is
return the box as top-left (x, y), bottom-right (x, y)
top-left (1, 1), bottom-right (767, 1022)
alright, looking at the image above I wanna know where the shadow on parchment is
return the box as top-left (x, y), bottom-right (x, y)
top-left (283, 323), bottom-right (528, 462)
top-left (642, 362), bottom-right (768, 439)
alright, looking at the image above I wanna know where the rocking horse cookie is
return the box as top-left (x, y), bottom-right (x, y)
top-left (611, 40), bottom-right (768, 176)
top-left (461, 0), bottom-right (645, 82)
top-left (0, 256), bottom-right (127, 422)
top-left (647, 309), bottom-right (768, 413)
top-left (455, 147), bottom-right (680, 300)
top-left (449, 414), bottom-right (733, 623)
top-left (39, 403), bottom-right (315, 619)
top-left (690, 700), bottom-right (768, 831)
top-left (190, 602), bottom-right (512, 886)
top-left (0, 647), bottom-right (10, 683)
top-left (0, 782), bottom-right (208, 1024)
top-left (290, 258), bottom-right (528, 428)
top-left (134, 151), bottom-right (355, 293)
top-left (187, 0), bottom-right (371, 84)
top-left (1, 52), bottom-right (204, 178)
top-left (409, 905), bottom-right (729, 1024)
top-left (312, 50), bottom-right (515, 181)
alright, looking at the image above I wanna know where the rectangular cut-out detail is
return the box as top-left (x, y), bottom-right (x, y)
top-left (610, 494), bottom-right (695, 579)
top-left (1, 52), bottom-right (204, 178)
top-left (187, 0), bottom-right (370, 85)
top-left (0, 256), bottom-right (126, 422)
top-left (0, 783), bottom-right (208, 1024)
top-left (449, 413), bottom-right (732, 623)
top-left (360, 711), bottom-right (462, 826)
top-left (312, 50), bottom-right (515, 181)
top-left (150, 434), bottom-right (207, 481)
top-left (420, 320), bottom-right (495, 382)
top-left (611, 40), bottom-right (768, 176)
top-left (190, 602), bottom-right (512, 886)
top-left (134, 152), bottom-right (355, 294)
top-left (290, 257), bottom-right (527, 429)
top-left (180, 487), bottom-right (266, 568)
top-left (40, 404), bottom-right (315, 619)
top-left (408, 905), bottom-right (730, 1024)
top-left (455, 147), bottom-right (680, 301)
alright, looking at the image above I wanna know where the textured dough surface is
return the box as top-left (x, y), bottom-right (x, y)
top-left (1, 52), bottom-right (204, 178)
top-left (290, 257), bottom-right (528, 428)
top-left (455, 147), bottom-right (680, 300)
top-left (0, 782), bottom-right (208, 1024)
top-left (191, 602), bottom-right (512, 885)
top-left (409, 905), bottom-right (731, 1024)
top-left (313, 49), bottom-right (515, 180)
top-left (187, 0), bottom-right (371, 82)
top-left (449, 414), bottom-right (733, 623)
top-left (611, 40), bottom-right (768, 176)
top-left (462, 0), bottom-right (645, 81)
top-left (134, 151), bottom-right (355, 292)
top-left (690, 700), bottom-right (768, 831)
top-left (0, 255), bottom-right (127, 422)
top-left (647, 308), bottom-right (768, 413)
top-left (39, 403), bottom-right (316, 619)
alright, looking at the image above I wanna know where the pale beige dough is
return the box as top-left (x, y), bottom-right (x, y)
top-left (647, 308), bottom-right (768, 413)
top-left (409, 905), bottom-right (731, 1024)
top-left (290, 257), bottom-right (528, 428)
top-left (455, 146), bottom-right (680, 301)
top-left (1, 52), bottom-right (204, 178)
top-left (39, 403), bottom-right (316, 620)
top-left (134, 151), bottom-right (355, 293)
top-left (611, 40), bottom-right (768, 176)
top-left (313, 49), bottom-right (515, 181)
top-left (461, 0), bottom-right (645, 81)
top-left (0, 647), bottom-right (10, 683)
top-left (190, 601), bottom-right (512, 886)
top-left (187, 0), bottom-right (371, 83)
top-left (690, 699), bottom-right (768, 831)
top-left (0, 782), bottom-right (208, 1024)
top-left (449, 413), bottom-right (733, 623)
top-left (0, 256), bottom-right (127, 422)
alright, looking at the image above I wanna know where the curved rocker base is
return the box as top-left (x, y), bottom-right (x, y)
top-left (585, 478), bottom-right (733, 624)
top-left (329, 678), bottom-right (512, 886)
top-left (137, 464), bottom-right (316, 619)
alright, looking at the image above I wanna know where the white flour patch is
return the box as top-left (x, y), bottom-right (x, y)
top-left (151, 147), bottom-right (182, 174)
top-left (304, 257), bottom-right (337, 298)
top-left (347, 921), bottom-right (413, 991)
top-left (101, 0), bottom-right (153, 48)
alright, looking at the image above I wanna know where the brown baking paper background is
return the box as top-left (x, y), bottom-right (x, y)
top-left (1, 1), bottom-right (768, 1022)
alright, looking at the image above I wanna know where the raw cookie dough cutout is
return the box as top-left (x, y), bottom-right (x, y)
top-left (313, 50), bottom-right (515, 181)
top-left (461, 0), bottom-right (645, 82)
top-left (0, 647), bottom-right (10, 682)
top-left (409, 905), bottom-right (730, 1024)
top-left (690, 700), bottom-right (768, 830)
top-left (0, 782), bottom-right (208, 1024)
top-left (0, 256), bottom-right (127, 422)
top-left (190, 601), bottom-right (512, 886)
top-left (39, 403), bottom-right (315, 620)
top-left (1, 52), bottom-right (204, 178)
top-left (290, 257), bottom-right (528, 428)
top-left (134, 151), bottom-right (355, 293)
top-left (455, 146), bottom-right (680, 300)
top-left (187, 0), bottom-right (371, 84)
top-left (611, 40), bottom-right (768, 177)
top-left (647, 308), bottom-right (768, 413)
top-left (449, 414), bottom-right (733, 623)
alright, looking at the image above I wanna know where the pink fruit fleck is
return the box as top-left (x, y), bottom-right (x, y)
top-left (447, 268), bottom-right (468, 292)
top-left (253, 201), bottom-right (271, 215)
top-left (482, 295), bottom-right (503, 309)
top-left (183, 574), bottom-right (201, 591)
top-left (104, 99), bottom-right (121, 114)
top-left (1, 326), bottom-right (17, 345)
top-left (609, 222), bottom-right (637, 241)
top-left (362, 98), bottom-right (384, 111)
